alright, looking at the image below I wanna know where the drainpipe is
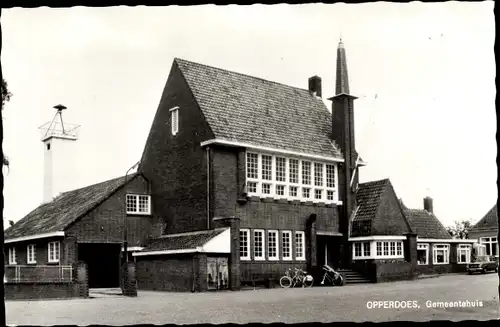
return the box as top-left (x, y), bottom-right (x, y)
top-left (206, 147), bottom-right (210, 230)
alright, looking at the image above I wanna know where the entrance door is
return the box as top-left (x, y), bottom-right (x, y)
top-left (207, 257), bottom-right (229, 290)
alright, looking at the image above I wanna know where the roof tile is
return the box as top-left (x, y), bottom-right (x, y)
top-left (141, 229), bottom-right (226, 252)
top-left (404, 209), bottom-right (452, 239)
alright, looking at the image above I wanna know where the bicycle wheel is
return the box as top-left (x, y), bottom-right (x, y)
top-left (279, 276), bottom-right (292, 288)
top-left (303, 275), bottom-right (314, 288)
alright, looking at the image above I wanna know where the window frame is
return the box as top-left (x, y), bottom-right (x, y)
top-left (126, 194), bottom-right (152, 215)
top-left (253, 229), bottom-right (265, 261)
top-left (457, 244), bottom-right (472, 264)
top-left (479, 237), bottom-right (498, 257)
top-left (267, 230), bottom-right (279, 261)
top-left (432, 244), bottom-right (450, 265)
top-left (48, 241), bottom-right (61, 263)
top-left (8, 247), bottom-right (17, 265)
top-left (27, 244), bottom-right (36, 264)
top-left (282, 230), bottom-right (292, 261)
top-left (352, 241), bottom-right (372, 259)
top-left (417, 243), bottom-right (429, 265)
top-left (295, 231), bottom-right (306, 261)
top-left (245, 152), bottom-right (339, 204)
top-left (239, 229), bottom-right (250, 261)
top-left (170, 106), bottom-right (179, 135)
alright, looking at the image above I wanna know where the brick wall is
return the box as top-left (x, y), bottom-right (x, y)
top-left (4, 281), bottom-right (79, 300)
top-left (66, 175), bottom-right (153, 247)
top-left (374, 261), bottom-right (415, 282)
top-left (414, 242), bottom-right (469, 275)
top-left (136, 254), bottom-right (196, 292)
top-left (469, 229), bottom-right (498, 240)
top-left (139, 61), bottom-right (215, 235)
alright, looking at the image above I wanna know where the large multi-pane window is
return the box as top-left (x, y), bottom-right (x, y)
top-left (239, 229), bottom-right (250, 260)
top-left (353, 242), bottom-right (371, 258)
top-left (282, 231), bottom-right (292, 260)
top-left (126, 194), bottom-right (151, 215)
top-left (354, 241), bottom-right (404, 260)
top-left (295, 231), bottom-right (305, 260)
top-left (246, 152), bottom-right (338, 203)
top-left (253, 230), bottom-right (265, 260)
top-left (480, 237), bottom-right (498, 256)
top-left (268, 230), bottom-right (279, 260)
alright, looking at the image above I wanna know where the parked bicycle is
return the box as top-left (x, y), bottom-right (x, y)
top-left (279, 268), bottom-right (314, 288)
top-left (320, 264), bottom-right (344, 286)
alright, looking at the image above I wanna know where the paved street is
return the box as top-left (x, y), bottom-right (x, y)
top-left (6, 273), bottom-right (500, 325)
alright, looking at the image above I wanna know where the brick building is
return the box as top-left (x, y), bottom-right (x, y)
top-left (469, 204), bottom-right (498, 258)
top-left (5, 40), bottom-right (482, 294)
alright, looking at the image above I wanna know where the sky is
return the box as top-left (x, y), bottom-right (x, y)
top-left (1, 2), bottom-right (496, 228)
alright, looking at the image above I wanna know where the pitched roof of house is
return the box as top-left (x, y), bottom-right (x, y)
top-left (471, 204), bottom-right (498, 230)
top-left (140, 228), bottom-right (226, 252)
top-left (404, 208), bottom-right (452, 239)
top-left (5, 173), bottom-right (139, 240)
top-left (351, 179), bottom-right (413, 236)
top-left (175, 58), bottom-right (361, 161)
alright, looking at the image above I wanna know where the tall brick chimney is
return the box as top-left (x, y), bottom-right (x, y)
top-left (424, 196), bottom-right (434, 214)
top-left (308, 75), bottom-right (322, 97)
top-left (327, 39), bottom-right (358, 266)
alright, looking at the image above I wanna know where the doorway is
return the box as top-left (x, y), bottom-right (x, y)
top-left (78, 243), bottom-right (121, 288)
top-left (317, 236), bottom-right (342, 268)
top-left (207, 257), bottom-right (229, 290)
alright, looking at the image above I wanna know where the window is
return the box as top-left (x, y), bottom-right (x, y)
top-left (126, 194), bottom-right (151, 215)
top-left (275, 157), bottom-right (286, 182)
top-left (171, 107), bottom-right (179, 135)
top-left (383, 242), bottom-right (389, 256)
top-left (314, 163), bottom-right (324, 186)
top-left (480, 237), bottom-right (498, 256)
top-left (27, 244), bottom-right (36, 264)
top-left (239, 229), bottom-right (250, 260)
top-left (246, 153), bottom-right (259, 179)
top-left (457, 244), bottom-right (472, 264)
top-left (433, 244), bottom-right (450, 264)
top-left (302, 161), bottom-right (311, 185)
top-left (268, 230), bottom-right (279, 261)
top-left (390, 242), bottom-right (396, 256)
top-left (363, 242), bottom-right (371, 257)
top-left (374, 241), bottom-right (404, 258)
top-left (282, 231), bottom-right (292, 260)
top-left (353, 242), bottom-right (371, 258)
top-left (253, 230), bottom-right (265, 260)
top-left (245, 152), bottom-right (339, 203)
top-left (289, 159), bottom-right (299, 184)
top-left (417, 243), bottom-right (429, 265)
top-left (295, 231), bottom-right (305, 260)
top-left (8, 248), bottom-right (16, 265)
top-left (48, 241), bottom-right (60, 263)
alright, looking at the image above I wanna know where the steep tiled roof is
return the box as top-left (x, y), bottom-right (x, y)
top-left (354, 179), bottom-right (389, 222)
top-left (141, 229), bottom-right (226, 252)
top-left (5, 174), bottom-right (139, 240)
top-left (404, 209), bottom-right (452, 239)
top-left (471, 204), bottom-right (498, 230)
top-left (174, 58), bottom-right (345, 160)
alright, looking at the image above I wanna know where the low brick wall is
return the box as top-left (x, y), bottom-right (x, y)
top-left (351, 260), bottom-right (377, 282)
top-left (415, 263), bottom-right (468, 275)
top-left (5, 281), bottom-right (79, 300)
top-left (374, 260), bottom-right (415, 282)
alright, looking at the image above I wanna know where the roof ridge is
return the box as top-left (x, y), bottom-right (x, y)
top-left (60, 172), bottom-right (137, 195)
top-left (174, 57), bottom-right (319, 97)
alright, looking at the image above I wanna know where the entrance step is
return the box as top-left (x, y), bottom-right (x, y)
top-left (337, 269), bottom-right (373, 285)
top-left (89, 288), bottom-right (123, 298)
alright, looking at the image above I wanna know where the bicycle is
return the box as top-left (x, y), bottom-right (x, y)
top-left (320, 264), bottom-right (344, 286)
top-left (279, 268), bottom-right (314, 288)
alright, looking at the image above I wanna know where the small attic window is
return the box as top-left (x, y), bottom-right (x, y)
top-left (170, 106), bottom-right (179, 135)
top-left (47, 143), bottom-right (51, 150)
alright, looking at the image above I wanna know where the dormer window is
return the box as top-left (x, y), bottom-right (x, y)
top-left (126, 194), bottom-right (151, 215)
top-left (170, 106), bottom-right (179, 135)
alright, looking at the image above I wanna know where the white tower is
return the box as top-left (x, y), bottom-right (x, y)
top-left (39, 105), bottom-right (80, 203)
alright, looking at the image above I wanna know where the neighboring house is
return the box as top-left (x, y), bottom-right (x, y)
top-left (4, 173), bottom-right (153, 288)
top-left (469, 204), bottom-right (498, 258)
top-left (403, 197), bottom-right (477, 275)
